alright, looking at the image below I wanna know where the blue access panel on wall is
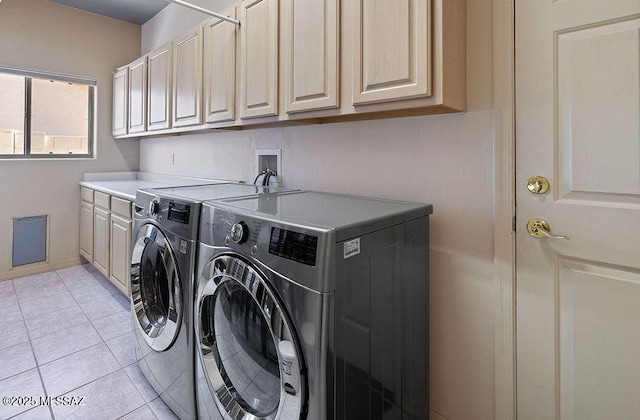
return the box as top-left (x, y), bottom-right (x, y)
top-left (13, 215), bottom-right (47, 267)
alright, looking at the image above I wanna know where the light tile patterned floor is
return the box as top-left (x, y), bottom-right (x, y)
top-left (0, 264), bottom-right (178, 420)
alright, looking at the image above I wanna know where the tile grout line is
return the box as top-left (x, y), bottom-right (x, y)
top-left (97, 279), bottom-right (151, 418)
top-left (9, 278), bottom-right (55, 420)
top-left (115, 398), bottom-right (162, 420)
top-left (10, 269), bottom-right (132, 419)
top-left (62, 271), bottom-right (131, 327)
top-left (4, 267), bottom-right (162, 420)
top-left (59, 268), bottom-right (149, 419)
top-left (60, 268), bottom-right (133, 342)
top-left (12, 288), bottom-right (74, 307)
top-left (19, 270), bottom-right (99, 368)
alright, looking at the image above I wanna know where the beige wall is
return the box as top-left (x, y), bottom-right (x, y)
top-left (140, 1), bottom-right (496, 419)
top-left (0, 0), bottom-right (141, 279)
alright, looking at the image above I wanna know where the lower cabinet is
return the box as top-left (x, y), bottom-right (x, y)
top-left (109, 214), bottom-right (132, 295)
top-left (79, 201), bottom-right (94, 261)
top-left (79, 187), bottom-right (132, 296)
top-left (92, 206), bottom-right (111, 278)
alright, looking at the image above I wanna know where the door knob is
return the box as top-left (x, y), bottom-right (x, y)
top-left (526, 218), bottom-right (569, 240)
top-left (526, 176), bottom-right (550, 194)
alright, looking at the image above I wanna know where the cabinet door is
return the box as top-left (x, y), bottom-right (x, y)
top-left (283, 0), bottom-right (339, 113)
top-left (93, 207), bottom-right (110, 278)
top-left (112, 67), bottom-right (128, 136)
top-left (148, 44), bottom-right (172, 131)
top-left (172, 26), bottom-right (204, 127)
top-left (109, 214), bottom-right (131, 295)
top-left (239, 0), bottom-right (279, 119)
top-left (204, 8), bottom-right (237, 124)
top-left (128, 56), bottom-right (147, 134)
top-left (352, 0), bottom-right (432, 105)
top-left (79, 201), bottom-right (93, 262)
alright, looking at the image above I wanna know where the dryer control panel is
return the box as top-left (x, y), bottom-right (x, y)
top-left (268, 227), bottom-right (318, 266)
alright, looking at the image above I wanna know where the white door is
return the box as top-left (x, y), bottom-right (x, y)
top-left (516, 1), bottom-right (640, 419)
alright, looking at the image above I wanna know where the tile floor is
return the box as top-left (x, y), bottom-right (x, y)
top-left (0, 264), bottom-right (178, 420)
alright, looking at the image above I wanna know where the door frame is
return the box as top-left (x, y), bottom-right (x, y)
top-left (493, 0), bottom-right (516, 418)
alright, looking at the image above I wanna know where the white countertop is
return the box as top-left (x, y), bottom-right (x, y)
top-left (80, 172), bottom-right (237, 201)
top-left (79, 180), bottom-right (167, 201)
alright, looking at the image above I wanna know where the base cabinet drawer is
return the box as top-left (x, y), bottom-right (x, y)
top-left (111, 197), bottom-right (132, 219)
top-left (94, 191), bottom-right (111, 210)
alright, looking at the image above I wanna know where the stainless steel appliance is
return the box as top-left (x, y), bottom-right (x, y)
top-left (130, 183), bottom-right (286, 419)
top-left (195, 191), bottom-right (432, 419)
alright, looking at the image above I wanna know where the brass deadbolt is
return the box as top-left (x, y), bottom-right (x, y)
top-left (526, 176), bottom-right (550, 194)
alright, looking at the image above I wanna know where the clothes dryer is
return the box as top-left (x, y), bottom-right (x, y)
top-left (130, 183), bottom-right (287, 419)
top-left (195, 191), bottom-right (432, 420)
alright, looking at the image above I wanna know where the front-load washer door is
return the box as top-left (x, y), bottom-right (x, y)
top-left (131, 223), bottom-right (181, 352)
top-left (197, 255), bottom-right (305, 420)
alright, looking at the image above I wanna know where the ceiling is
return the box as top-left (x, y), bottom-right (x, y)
top-left (50, 0), bottom-right (169, 25)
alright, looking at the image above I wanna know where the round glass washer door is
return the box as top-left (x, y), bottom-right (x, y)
top-left (197, 255), bottom-right (305, 420)
top-left (131, 223), bottom-right (181, 352)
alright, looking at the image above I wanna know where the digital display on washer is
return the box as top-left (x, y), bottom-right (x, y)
top-left (269, 227), bottom-right (318, 266)
top-left (168, 202), bottom-right (191, 224)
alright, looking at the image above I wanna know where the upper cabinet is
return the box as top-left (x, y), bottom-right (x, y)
top-left (112, 66), bottom-right (128, 136)
top-left (172, 26), bottom-right (204, 128)
top-left (147, 43), bottom-right (173, 131)
top-left (238, 0), bottom-right (279, 119)
top-left (128, 56), bottom-right (147, 133)
top-left (283, 0), bottom-right (339, 113)
top-left (204, 8), bottom-right (237, 124)
top-left (112, 0), bottom-right (466, 137)
top-left (352, 0), bottom-right (431, 105)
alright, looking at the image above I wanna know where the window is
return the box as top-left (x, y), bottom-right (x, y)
top-left (0, 67), bottom-right (95, 158)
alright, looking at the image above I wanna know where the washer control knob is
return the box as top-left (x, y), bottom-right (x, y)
top-left (149, 200), bottom-right (160, 216)
top-left (230, 221), bottom-right (249, 244)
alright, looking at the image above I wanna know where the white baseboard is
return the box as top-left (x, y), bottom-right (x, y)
top-left (0, 257), bottom-right (82, 282)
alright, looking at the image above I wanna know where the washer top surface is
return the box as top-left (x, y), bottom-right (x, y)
top-left (145, 182), bottom-right (281, 202)
top-left (212, 191), bottom-right (433, 241)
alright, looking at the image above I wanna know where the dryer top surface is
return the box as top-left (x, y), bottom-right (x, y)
top-left (209, 191), bottom-right (433, 241)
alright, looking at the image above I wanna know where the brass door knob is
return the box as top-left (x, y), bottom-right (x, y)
top-left (526, 218), bottom-right (569, 240)
top-left (526, 176), bottom-right (550, 194)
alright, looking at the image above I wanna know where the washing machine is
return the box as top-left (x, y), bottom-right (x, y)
top-left (195, 190), bottom-right (432, 420)
top-left (130, 183), bottom-right (288, 419)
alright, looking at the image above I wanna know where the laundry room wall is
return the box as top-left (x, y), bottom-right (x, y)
top-left (0, 0), bottom-right (141, 280)
top-left (140, 1), bottom-right (496, 419)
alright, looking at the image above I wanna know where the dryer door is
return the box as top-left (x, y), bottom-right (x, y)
top-left (197, 255), bottom-right (305, 420)
top-left (131, 223), bottom-right (181, 352)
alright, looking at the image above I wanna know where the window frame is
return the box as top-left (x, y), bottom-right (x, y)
top-left (0, 66), bottom-right (96, 159)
